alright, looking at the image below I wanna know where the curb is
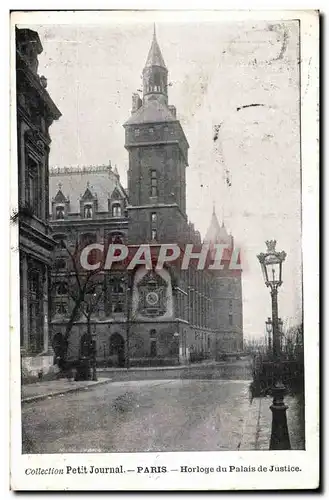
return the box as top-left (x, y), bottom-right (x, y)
top-left (21, 378), bottom-right (112, 404)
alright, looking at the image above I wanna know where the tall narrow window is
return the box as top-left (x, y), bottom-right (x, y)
top-left (28, 267), bottom-right (44, 354)
top-left (112, 203), bottom-right (122, 217)
top-left (26, 156), bottom-right (41, 217)
top-left (84, 204), bottom-right (93, 219)
top-left (151, 212), bottom-right (157, 223)
top-left (150, 330), bottom-right (157, 357)
top-left (229, 313), bottom-right (233, 326)
top-left (151, 229), bottom-right (157, 241)
top-left (150, 170), bottom-right (158, 197)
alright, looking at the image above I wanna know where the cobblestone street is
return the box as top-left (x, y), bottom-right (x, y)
top-left (22, 375), bottom-right (305, 454)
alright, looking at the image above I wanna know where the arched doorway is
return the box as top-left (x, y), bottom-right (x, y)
top-left (109, 333), bottom-right (125, 367)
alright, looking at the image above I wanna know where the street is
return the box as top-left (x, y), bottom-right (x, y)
top-left (22, 378), bottom-right (257, 453)
top-left (22, 368), bottom-right (305, 454)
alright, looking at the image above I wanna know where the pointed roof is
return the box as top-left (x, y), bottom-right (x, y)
top-left (204, 208), bottom-right (232, 246)
top-left (81, 186), bottom-right (94, 201)
top-left (53, 189), bottom-right (67, 203)
top-left (204, 209), bottom-right (221, 244)
top-left (144, 25), bottom-right (167, 69)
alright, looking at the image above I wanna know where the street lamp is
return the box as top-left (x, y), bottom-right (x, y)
top-left (265, 317), bottom-right (272, 356)
top-left (257, 240), bottom-right (291, 450)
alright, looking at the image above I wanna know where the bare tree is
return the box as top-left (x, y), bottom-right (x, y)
top-left (51, 235), bottom-right (103, 363)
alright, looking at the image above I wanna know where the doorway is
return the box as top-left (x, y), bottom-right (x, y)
top-left (109, 333), bottom-right (125, 367)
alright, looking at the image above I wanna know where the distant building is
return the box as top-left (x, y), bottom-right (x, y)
top-left (16, 28), bottom-right (61, 375)
top-left (49, 29), bottom-right (243, 366)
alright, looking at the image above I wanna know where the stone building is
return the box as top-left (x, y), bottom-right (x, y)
top-left (16, 28), bottom-right (61, 375)
top-left (49, 29), bottom-right (243, 366)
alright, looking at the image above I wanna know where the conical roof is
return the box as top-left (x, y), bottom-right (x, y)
top-left (144, 26), bottom-right (167, 69)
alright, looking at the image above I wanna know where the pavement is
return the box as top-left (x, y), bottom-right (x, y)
top-left (21, 376), bottom-right (305, 453)
top-left (21, 377), bottom-right (112, 404)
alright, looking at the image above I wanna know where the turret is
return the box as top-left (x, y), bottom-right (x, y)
top-left (142, 25), bottom-right (168, 105)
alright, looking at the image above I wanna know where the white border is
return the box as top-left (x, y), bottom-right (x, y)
top-left (9, 9), bottom-right (319, 491)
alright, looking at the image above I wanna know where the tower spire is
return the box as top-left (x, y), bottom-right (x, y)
top-left (144, 26), bottom-right (167, 69)
top-left (142, 27), bottom-right (168, 104)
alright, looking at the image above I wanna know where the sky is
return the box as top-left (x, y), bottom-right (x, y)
top-left (25, 17), bottom-right (302, 339)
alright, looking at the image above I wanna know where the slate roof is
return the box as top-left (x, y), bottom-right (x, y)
top-left (49, 166), bottom-right (126, 214)
top-left (144, 29), bottom-right (167, 69)
top-left (124, 99), bottom-right (177, 126)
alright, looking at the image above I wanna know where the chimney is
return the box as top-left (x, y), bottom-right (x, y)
top-left (168, 105), bottom-right (176, 118)
top-left (131, 93), bottom-right (142, 114)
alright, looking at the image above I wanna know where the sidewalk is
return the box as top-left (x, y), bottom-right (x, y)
top-left (21, 377), bottom-right (112, 404)
top-left (240, 394), bottom-right (305, 450)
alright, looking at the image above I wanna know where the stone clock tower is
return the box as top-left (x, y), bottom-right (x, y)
top-left (124, 27), bottom-right (189, 246)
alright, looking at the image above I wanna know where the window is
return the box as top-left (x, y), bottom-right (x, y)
top-left (27, 267), bottom-right (43, 354)
top-left (26, 156), bottom-right (40, 216)
top-left (207, 336), bottom-right (211, 349)
top-left (84, 204), bottom-right (93, 219)
top-left (57, 282), bottom-right (68, 295)
top-left (112, 278), bottom-right (124, 294)
top-left (149, 330), bottom-right (157, 357)
top-left (229, 314), bottom-right (233, 326)
top-left (55, 259), bottom-right (66, 271)
top-left (80, 233), bottom-right (96, 247)
top-left (57, 303), bottom-right (67, 315)
top-left (151, 229), bottom-right (157, 241)
top-left (150, 170), bottom-right (158, 197)
top-left (151, 212), bottom-right (157, 223)
top-left (134, 128), bottom-right (140, 137)
top-left (113, 302), bottom-right (123, 313)
top-left (56, 205), bottom-right (65, 220)
top-left (229, 299), bottom-right (233, 310)
top-left (150, 339), bottom-right (157, 357)
top-left (112, 203), bottom-right (122, 217)
top-left (149, 127), bottom-right (154, 134)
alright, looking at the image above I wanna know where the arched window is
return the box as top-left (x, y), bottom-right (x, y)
top-left (56, 205), bottom-right (65, 220)
top-left (57, 282), bottom-right (68, 295)
top-left (112, 203), bottom-right (122, 217)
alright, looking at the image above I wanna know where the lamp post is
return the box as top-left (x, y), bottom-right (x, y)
top-left (91, 324), bottom-right (98, 381)
top-left (278, 318), bottom-right (283, 353)
top-left (257, 240), bottom-right (291, 450)
top-left (265, 317), bottom-right (272, 357)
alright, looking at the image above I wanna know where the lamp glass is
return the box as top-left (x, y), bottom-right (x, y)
top-left (264, 254), bottom-right (282, 284)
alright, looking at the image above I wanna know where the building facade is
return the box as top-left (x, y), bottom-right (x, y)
top-left (49, 30), bottom-right (243, 366)
top-left (16, 28), bottom-right (61, 376)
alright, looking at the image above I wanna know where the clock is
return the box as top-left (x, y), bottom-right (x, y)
top-left (146, 291), bottom-right (159, 306)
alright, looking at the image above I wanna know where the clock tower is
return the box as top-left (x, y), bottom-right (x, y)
top-left (124, 27), bottom-right (189, 246)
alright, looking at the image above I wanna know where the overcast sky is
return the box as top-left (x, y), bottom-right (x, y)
top-left (26, 17), bottom-right (302, 339)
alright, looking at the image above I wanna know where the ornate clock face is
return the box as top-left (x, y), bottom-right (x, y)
top-left (146, 291), bottom-right (159, 306)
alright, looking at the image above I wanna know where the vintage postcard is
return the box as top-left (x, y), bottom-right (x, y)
top-left (10, 9), bottom-right (319, 491)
